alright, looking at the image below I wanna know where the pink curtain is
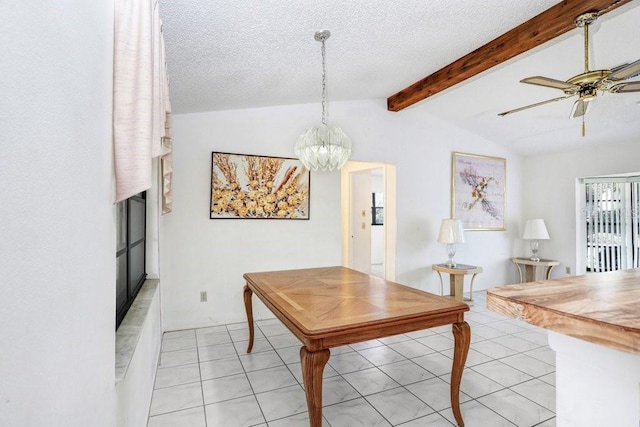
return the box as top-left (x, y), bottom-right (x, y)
top-left (161, 108), bottom-right (173, 215)
top-left (113, 0), bottom-right (172, 208)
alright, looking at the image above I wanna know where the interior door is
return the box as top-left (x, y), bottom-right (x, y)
top-left (349, 170), bottom-right (372, 274)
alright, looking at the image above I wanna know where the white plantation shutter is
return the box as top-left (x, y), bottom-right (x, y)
top-left (582, 176), bottom-right (640, 272)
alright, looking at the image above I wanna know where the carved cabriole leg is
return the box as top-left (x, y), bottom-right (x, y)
top-left (243, 284), bottom-right (254, 353)
top-left (300, 346), bottom-right (330, 427)
top-left (451, 321), bottom-right (471, 427)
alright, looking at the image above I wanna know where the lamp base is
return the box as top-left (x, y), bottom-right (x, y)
top-left (529, 240), bottom-right (540, 262)
top-left (445, 244), bottom-right (457, 268)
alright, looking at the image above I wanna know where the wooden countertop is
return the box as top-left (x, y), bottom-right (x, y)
top-left (486, 269), bottom-right (640, 354)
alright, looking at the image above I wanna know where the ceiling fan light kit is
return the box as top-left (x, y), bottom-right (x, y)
top-left (498, 10), bottom-right (640, 135)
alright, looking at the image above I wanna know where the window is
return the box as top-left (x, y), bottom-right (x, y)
top-left (116, 192), bottom-right (147, 329)
top-left (371, 192), bottom-right (384, 226)
top-left (583, 177), bottom-right (640, 272)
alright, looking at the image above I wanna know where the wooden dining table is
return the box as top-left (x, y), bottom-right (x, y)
top-left (243, 266), bottom-right (471, 426)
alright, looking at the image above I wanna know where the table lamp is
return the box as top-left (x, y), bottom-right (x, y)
top-left (522, 219), bottom-right (550, 262)
top-left (438, 219), bottom-right (465, 267)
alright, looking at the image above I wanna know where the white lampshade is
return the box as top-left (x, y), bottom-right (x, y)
top-left (438, 219), bottom-right (465, 244)
top-left (522, 219), bottom-right (550, 240)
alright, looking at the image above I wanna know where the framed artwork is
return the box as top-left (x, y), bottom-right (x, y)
top-left (210, 152), bottom-right (310, 219)
top-left (451, 152), bottom-right (506, 230)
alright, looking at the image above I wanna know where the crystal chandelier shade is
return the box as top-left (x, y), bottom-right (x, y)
top-left (296, 124), bottom-right (351, 172)
top-left (295, 30), bottom-right (352, 172)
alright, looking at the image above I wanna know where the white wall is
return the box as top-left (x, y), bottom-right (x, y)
top-left (0, 2), bottom-right (117, 427)
top-left (116, 282), bottom-right (162, 427)
top-left (159, 104), bottom-right (344, 330)
top-left (161, 99), bottom-right (524, 329)
top-left (523, 138), bottom-right (640, 277)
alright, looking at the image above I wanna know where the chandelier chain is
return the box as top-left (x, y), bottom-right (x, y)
top-left (321, 36), bottom-right (327, 125)
top-left (294, 29), bottom-right (351, 172)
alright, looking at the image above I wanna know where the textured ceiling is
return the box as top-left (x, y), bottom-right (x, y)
top-left (160, 0), bottom-right (640, 156)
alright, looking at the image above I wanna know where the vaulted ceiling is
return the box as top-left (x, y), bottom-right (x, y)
top-left (160, 0), bottom-right (640, 156)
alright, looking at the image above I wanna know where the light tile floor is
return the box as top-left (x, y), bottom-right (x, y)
top-left (147, 291), bottom-right (556, 426)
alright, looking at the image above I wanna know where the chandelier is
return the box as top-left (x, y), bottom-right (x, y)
top-left (295, 30), bottom-right (352, 172)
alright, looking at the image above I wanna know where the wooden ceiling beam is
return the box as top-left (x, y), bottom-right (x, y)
top-left (387, 0), bottom-right (634, 112)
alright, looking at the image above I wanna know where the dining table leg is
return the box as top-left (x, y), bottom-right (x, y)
top-left (451, 321), bottom-right (471, 427)
top-left (243, 284), bottom-right (255, 353)
top-left (300, 346), bottom-right (330, 427)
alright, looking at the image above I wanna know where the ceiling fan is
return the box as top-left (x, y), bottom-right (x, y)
top-left (498, 11), bottom-right (640, 133)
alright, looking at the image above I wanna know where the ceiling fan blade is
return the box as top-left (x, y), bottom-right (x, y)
top-left (610, 81), bottom-right (640, 93)
top-left (570, 98), bottom-right (593, 118)
top-left (498, 95), bottom-right (573, 117)
top-left (521, 76), bottom-right (580, 92)
top-left (610, 63), bottom-right (629, 73)
top-left (607, 59), bottom-right (640, 81)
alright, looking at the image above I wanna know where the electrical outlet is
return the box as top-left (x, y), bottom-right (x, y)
top-left (565, 266), bottom-right (571, 275)
top-left (200, 291), bottom-right (207, 302)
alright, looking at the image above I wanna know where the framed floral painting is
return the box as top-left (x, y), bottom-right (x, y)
top-left (451, 152), bottom-right (506, 230)
top-left (210, 152), bottom-right (310, 219)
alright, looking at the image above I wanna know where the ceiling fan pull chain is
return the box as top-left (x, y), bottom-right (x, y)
top-left (582, 116), bottom-right (586, 137)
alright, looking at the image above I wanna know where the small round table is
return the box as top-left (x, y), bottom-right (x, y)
top-left (432, 263), bottom-right (482, 302)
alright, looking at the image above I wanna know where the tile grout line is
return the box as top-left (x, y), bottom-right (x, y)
top-left (149, 291), bottom-right (556, 426)
top-left (242, 322), bottom-right (277, 426)
top-left (195, 330), bottom-right (208, 427)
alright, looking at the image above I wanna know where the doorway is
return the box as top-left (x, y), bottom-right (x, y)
top-left (341, 161), bottom-right (397, 280)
